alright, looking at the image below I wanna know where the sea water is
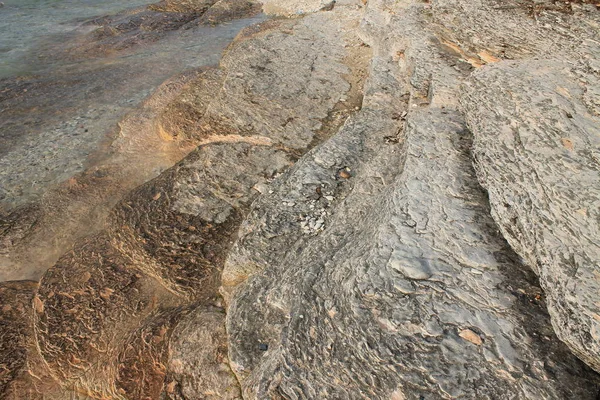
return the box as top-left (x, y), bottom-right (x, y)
top-left (0, 0), bottom-right (264, 210)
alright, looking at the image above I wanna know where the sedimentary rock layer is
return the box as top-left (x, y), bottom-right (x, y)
top-left (223, 2), bottom-right (600, 398)
top-left (2, 4), bottom-right (366, 398)
top-left (463, 59), bottom-right (600, 372)
top-left (1, 0), bottom-right (600, 398)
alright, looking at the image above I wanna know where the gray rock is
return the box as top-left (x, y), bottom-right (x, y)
top-left (225, 102), bottom-right (600, 398)
top-left (462, 59), bottom-right (600, 372)
top-left (2, 0), bottom-right (600, 398)
top-left (167, 307), bottom-right (241, 399)
top-left (223, 0), bottom-right (600, 398)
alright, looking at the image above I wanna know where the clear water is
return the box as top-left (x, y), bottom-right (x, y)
top-left (0, 0), bottom-right (157, 78)
top-left (0, 1), bottom-right (264, 211)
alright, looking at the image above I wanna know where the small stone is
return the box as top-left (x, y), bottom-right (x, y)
top-left (258, 343), bottom-right (269, 351)
top-left (339, 170), bottom-right (351, 179)
top-left (33, 296), bottom-right (44, 314)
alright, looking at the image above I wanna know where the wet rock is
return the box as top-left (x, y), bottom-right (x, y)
top-left (66, 0), bottom-right (261, 58)
top-left (150, 0), bottom-right (218, 13)
top-left (4, 5), bottom-right (363, 398)
top-left (197, 0), bottom-right (262, 25)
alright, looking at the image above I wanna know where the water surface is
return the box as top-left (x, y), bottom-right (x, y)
top-left (0, 0), bottom-right (157, 78)
top-left (0, 0), bottom-right (264, 211)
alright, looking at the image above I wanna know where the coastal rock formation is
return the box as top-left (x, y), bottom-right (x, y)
top-left (222, 0), bottom-right (600, 398)
top-left (463, 59), bottom-right (600, 372)
top-left (69, 0), bottom-right (262, 57)
top-left (1, 0), bottom-right (600, 398)
top-left (2, 4), bottom-right (366, 399)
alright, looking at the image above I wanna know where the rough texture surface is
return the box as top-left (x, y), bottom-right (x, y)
top-left (167, 306), bottom-right (241, 399)
top-left (2, 3), bottom-right (366, 398)
top-left (463, 59), bottom-right (600, 372)
top-left (1, 0), bottom-right (600, 398)
top-left (223, 0), bottom-right (600, 398)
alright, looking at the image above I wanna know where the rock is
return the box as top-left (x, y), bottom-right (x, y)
top-left (64, 0), bottom-right (261, 58)
top-left (462, 59), bottom-right (600, 372)
top-left (0, 281), bottom-right (68, 400)
top-left (260, 0), bottom-right (336, 16)
top-left (197, 0), bottom-right (262, 25)
top-left (459, 329), bottom-right (483, 346)
top-left (167, 307), bottom-right (241, 400)
top-left (0, 281), bottom-right (38, 397)
top-left (2, 0), bottom-right (600, 398)
top-left (223, 0), bottom-right (600, 398)
top-left (2, 5), bottom-right (366, 398)
top-left (226, 98), bottom-right (600, 397)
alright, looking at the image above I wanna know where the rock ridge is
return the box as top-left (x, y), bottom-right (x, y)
top-left (0, 0), bottom-right (599, 398)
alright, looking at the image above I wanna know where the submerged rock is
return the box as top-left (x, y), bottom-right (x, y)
top-left (2, 4), bottom-right (366, 398)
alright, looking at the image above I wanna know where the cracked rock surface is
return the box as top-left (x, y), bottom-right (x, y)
top-left (223, 1), bottom-right (600, 398)
top-left (463, 59), bottom-right (600, 372)
top-left (1, 0), bottom-right (600, 398)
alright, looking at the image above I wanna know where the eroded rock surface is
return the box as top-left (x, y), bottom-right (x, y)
top-left (463, 59), bottom-right (600, 372)
top-left (67, 0), bottom-right (261, 58)
top-left (223, 0), bottom-right (600, 398)
top-left (2, 3), bottom-right (366, 398)
top-left (167, 307), bottom-right (241, 399)
top-left (1, 0), bottom-right (600, 398)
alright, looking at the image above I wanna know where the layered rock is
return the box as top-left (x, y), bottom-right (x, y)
top-left (2, 4), bottom-right (366, 398)
top-left (223, 0), bottom-right (600, 398)
top-left (433, 0), bottom-right (600, 374)
top-left (1, 0), bottom-right (600, 398)
top-left (463, 59), bottom-right (600, 371)
top-left (68, 0), bottom-right (262, 58)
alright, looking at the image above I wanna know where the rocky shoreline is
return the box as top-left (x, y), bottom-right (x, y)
top-left (1, 0), bottom-right (600, 398)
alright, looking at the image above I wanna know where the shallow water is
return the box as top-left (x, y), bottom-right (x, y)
top-left (0, 1), bottom-right (264, 211)
top-left (0, 0), bottom-right (157, 78)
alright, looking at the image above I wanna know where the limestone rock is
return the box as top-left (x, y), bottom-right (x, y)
top-left (2, 0), bottom-right (600, 398)
top-left (167, 307), bottom-right (241, 399)
top-left (462, 60), bottom-right (600, 372)
top-left (6, 5), bottom-right (364, 398)
top-left (223, 0), bottom-right (600, 398)
top-left (0, 281), bottom-right (69, 400)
